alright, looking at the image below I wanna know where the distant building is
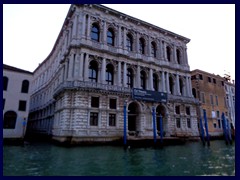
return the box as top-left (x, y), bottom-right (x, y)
top-left (223, 75), bottom-right (235, 129)
top-left (27, 4), bottom-right (199, 144)
top-left (3, 64), bottom-right (33, 141)
top-left (191, 69), bottom-right (233, 137)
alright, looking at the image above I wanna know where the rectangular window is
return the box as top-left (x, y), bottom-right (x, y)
top-left (210, 95), bottom-right (214, 105)
top-left (213, 78), bottom-right (216, 84)
top-left (201, 92), bottom-right (205, 103)
top-left (199, 74), bottom-right (203, 80)
top-left (187, 118), bottom-right (191, 128)
top-left (215, 96), bottom-right (218, 106)
top-left (109, 99), bottom-right (117, 109)
top-left (176, 118), bottom-right (181, 128)
top-left (216, 111), bottom-right (220, 118)
top-left (109, 114), bottom-right (116, 126)
top-left (186, 107), bottom-right (190, 115)
top-left (91, 97), bottom-right (99, 108)
top-left (208, 77), bottom-right (212, 83)
top-left (218, 119), bottom-right (222, 128)
top-left (90, 112), bottom-right (98, 126)
top-left (175, 105), bottom-right (180, 114)
top-left (213, 123), bottom-right (217, 128)
top-left (191, 75), bottom-right (196, 80)
top-left (18, 100), bottom-right (27, 111)
top-left (221, 81), bottom-right (224, 86)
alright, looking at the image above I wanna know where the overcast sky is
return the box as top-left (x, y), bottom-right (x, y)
top-left (3, 4), bottom-right (235, 81)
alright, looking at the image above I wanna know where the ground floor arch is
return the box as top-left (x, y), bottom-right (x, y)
top-left (128, 101), bottom-right (141, 136)
top-left (156, 104), bottom-right (167, 136)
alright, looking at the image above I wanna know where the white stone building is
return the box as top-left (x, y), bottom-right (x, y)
top-left (3, 64), bottom-right (33, 140)
top-left (27, 4), bottom-right (199, 144)
top-left (224, 78), bottom-right (235, 129)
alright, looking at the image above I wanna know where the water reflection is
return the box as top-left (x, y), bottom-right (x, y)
top-left (3, 141), bottom-right (235, 176)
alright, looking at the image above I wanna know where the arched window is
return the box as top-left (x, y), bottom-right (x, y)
top-left (106, 64), bottom-right (114, 85)
top-left (126, 34), bottom-right (133, 51)
top-left (91, 23), bottom-right (100, 42)
top-left (177, 49), bottom-right (181, 64)
top-left (89, 61), bottom-right (98, 82)
top-left (153, 73), bottom-right (158, 91)
top-left (107, 28), bottom-right (114, 46)
top-left (169, 76), bottom-right (174, 94)
top-left (140, 70), bottom-right (146, 89)
top-left (167, 46), bottom-right (171, 62)
top-left (3, 111), bottom-right (17, 129)
top-left (139, 38), bottom-right (145, 54)
top-left (3, 76), bottom-right (8, 91)
top-left (151, 42), bottom-right (157, 58)
top-left (127, 68), bottom-right (134, 88)
top-left (21, 80), bottom-right (29, 93)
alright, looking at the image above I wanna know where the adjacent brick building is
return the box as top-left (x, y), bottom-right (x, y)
top-left (191, 69), bottom-right (233, 137)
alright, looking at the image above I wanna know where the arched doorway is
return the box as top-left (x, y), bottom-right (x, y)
top-left (156, 105), bottom-right (166, 136)
top-left (128, 102), bottom-right (140, 136)
top-left (3, 111), bottom-right (17, 129)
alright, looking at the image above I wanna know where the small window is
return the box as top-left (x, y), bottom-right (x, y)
top-left (139, 38), bottom-right (145, 54)
top-left (151, 42), bottom-right (157, 57)
top-left (186, 107), bottom-right (190, 115)
top-left (175, 105), bottom-right (180, 114)
top-left (127, 68), bottom-right (134, 88)
top-left (109, 114), bottom-right (116, 126)
top-left (19, 100), bottom-right (27, 111)
top-left (109, 99), bottom-right (116, 109)
top-left (216, 111), bottom-right (220, 118)
top-left (213, 123), bottom-right (217, 128)
top-left (210, 95), bottom-right (214, 105)
top-left (201, 92), bottom-right (205, 103)
top-left (126, 34), bottom-right (133, 51)
top-left (21, 80), bottom-right (29, 93)
top-left (90, 112), bottom-right (98, 126)
top-left (208, 77), bottom-right (212, 83)
top-left (213, 78), bottom-right (216, 84)
top-left (218, 119), bottom-right (221, 128)
top-left (221, 81), bottom-right (224, 86)
top-left (176, 118), bottom-right (181, 128)
top-left (89, 60), bottom-right (98, 82)
top-left (140, 71), bottom-right (146, 90)
top-left (91, 97), bottom-right (99, 108)
top-left (215, 96), bottom-right (218, 106)
top-left (191, 75), bottom-right (196, 80)
top-left (199, 74), bottom-right (203, 80)
top-left (187, 118), bottom-right (191, 128)
top-left (3, 99), bottom-right (5, 110)
top-left (3, 76), bottom-right (8, 91)
top-left (167, 46), bottom-right (171, 61)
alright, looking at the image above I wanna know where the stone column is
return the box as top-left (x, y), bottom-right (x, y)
top-left (118, 26), bottom-right (121, 48)
top-left (118, 62), bottom-right (122, 86)
top-left (137, 65), bottom-right (141, 88)
top-left (159, 38), bottom-right (163, 59)
top-left (123, 62), bottom-right (127, 87)
top-left (166, 72), bottom-right (170, 93)
top-left (79, 53), bottom-right (84, 80)
top-left (72, 15), bottom-right (78, 38)
top-left (123, 28), bottom-right (126, 50)
top-left (188, 76), bottom-right (193, 97)
top-left (161, 71), bottom-right (165, 92)
top-left (185, 76), bottom-right (189, 96)
top-left (64, 61), bottom-right (68, 80)
top-left (185, 48), bottom-right (189, 65)
top-left (136, 33), bottom-right (140, 54)
top-left (68, 54), bottom-right (74, 79)
top-left (101, 58), bottom-right (106, 84)
top-left (82, 13), bottom-right (86, 37)
top-left (173, 45), bottom-right (177, 63)
top-left (74, 54), bottom-right (79, 79)
top-left (84, 54), bottom-right (89, 81)
top-left (163, 41), bottom-right (167, 60)
top-left (176, 74), bottom-right (180, 95)
top-left (87, 15), bottom-right (91, 39)
top-left (149, 68), bottom-right (153, 90)
top-left (103, 20), bottom-right (107, 44)
top-left (148, 36), bottom-right (151, 57)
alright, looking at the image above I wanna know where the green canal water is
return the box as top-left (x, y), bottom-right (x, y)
top-left (3, 140), bottom-right (235, 176)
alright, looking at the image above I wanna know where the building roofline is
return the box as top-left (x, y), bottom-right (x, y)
top-left (34, 4), bottom-right (191, 73)
top-left (3, 64), bottom-right (33, 75)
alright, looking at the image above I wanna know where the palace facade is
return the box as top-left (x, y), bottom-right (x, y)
top-left (27, 4), bottom-right (199, 144)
